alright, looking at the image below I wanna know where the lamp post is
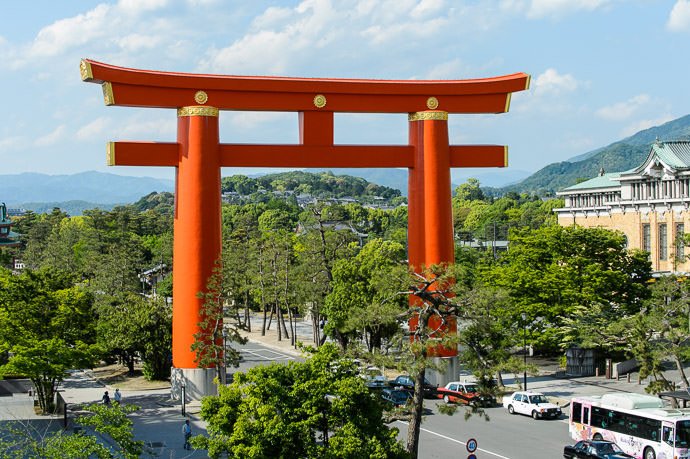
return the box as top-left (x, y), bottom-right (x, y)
top-left (181, 382), bottom-right (186, 417)
top-left (521, 312), bottom-right (527, 391)
top-left (221, 327), bottom-right (228, 385)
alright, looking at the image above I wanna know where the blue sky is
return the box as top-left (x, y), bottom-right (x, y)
top-left (1, 0), bottom-right (689, 186)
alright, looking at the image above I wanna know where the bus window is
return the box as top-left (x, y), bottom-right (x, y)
top-left (663, 426), bottom-right (674, 446)
top-left (583, 406), bottom-right (590, 425)
top-left (677, 420), bottom-right (690, 448)
top-left (572, 402), bottom-right (582, 423)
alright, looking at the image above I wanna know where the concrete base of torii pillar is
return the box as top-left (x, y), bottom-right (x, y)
top-left (170, 367), bottom-right (219, 402)
top-left (426, 356), bottom-right (459, 388)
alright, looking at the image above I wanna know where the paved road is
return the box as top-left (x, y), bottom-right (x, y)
top-left (0, 315), bottom-right (679, 459)
top-left (234, 339), bottom-right (572, 458)
top-left (400, 401), bottom-right (570, 459)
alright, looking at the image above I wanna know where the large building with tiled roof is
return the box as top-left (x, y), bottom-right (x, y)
top-left (555, 139), bottom-right (690, 273)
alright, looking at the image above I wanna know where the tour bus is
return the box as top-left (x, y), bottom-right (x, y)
top-left (569, 393), bottom-right (690, 459)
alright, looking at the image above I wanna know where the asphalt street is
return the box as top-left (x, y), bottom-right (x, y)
top-left (0, 314), bottom-right (680, 458)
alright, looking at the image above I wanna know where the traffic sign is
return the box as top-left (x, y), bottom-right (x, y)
top-left (466, 438), bottom-right (478, 453)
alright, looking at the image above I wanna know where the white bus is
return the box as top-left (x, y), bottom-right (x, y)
top-left (569, 393), bottom-right (690, 459)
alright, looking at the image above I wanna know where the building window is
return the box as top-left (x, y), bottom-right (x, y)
top-left (659, 223), bottom-right (667, 260)
top-left (677, 223), bottom-right (686, 263)
top-left (643, 224), bottom-right (651, 254)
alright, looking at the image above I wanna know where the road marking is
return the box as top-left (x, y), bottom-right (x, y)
top-left (395, 421), bottom-right (511, 459)
top-left (241, 348), bottom-right (296, 361)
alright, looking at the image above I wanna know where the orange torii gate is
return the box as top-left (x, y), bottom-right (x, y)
top-left (81, 59), bottom-right (529, 397)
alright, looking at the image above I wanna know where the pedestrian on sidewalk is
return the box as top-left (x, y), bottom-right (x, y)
top-left (113, 388), bottom-right (121, 404)
top-left (101, 390), bottom-right (110, 406)
top-left (182, 420), bottom-right (192, 450)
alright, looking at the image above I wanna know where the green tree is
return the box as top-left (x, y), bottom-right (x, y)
top-left (483, 225), bottom-right (652, 350)
top-left (454, 178), bottom-right (486, 202)
top-left (95, 293), bottom-right (173, 379)
top-left (606, 276), bottom-right (690, 399)
top-left (193, 344), bottom-right (410, 459)
top-left (0, 339), bottom-right (96, 413)
top-left (0, 268), bottom-right (98, 412)
top-left (191, 261), bottom-right (247, 383)
top-left (323, 239), bottom-right (407, 351)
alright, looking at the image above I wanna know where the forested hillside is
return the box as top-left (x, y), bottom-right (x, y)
top-left (221, 170), bottom-right (402, 201)
top-left (493, 114), bottom-right (690, 196)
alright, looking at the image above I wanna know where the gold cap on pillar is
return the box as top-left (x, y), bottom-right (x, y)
top-left (107, 142), bottom-right (116, 166)
top-left (177, 106), bottom-right (219, 117)
top-left (408, 111), bottom-right (448, 122)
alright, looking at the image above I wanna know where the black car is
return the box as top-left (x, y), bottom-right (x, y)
top-left (381, 388), bottom-right (412, 407)
top-left (563, 440), bottom-right (634, 459)
top-left (388, 375), bottom-right (437, 398)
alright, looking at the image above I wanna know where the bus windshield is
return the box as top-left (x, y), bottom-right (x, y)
top-left (677, 420), bottom-right (690, 448)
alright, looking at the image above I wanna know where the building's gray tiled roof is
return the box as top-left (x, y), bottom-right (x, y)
top-left (654, 141), bottom-right (690, 169)
top-left (629, 140), bottom-right (690, 174)
top-left (560, 173), bottom-right (621, 192)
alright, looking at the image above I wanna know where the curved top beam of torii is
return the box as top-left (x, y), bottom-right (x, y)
top-left (80, 59), bottom-right (530, 113)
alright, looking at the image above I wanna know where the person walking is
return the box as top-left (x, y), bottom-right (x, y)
top-left (101, 391), bottom-right (110, 406)
top-left (113, 388), bottom-right (121, 404)
top-left (182, 420), bottom-right (192, 450)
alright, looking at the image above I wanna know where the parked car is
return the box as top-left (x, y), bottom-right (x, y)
top-left (436, 381), bottom-right (497, 406)
top-left (359, 366), bottom-right (388, 389)
top-left (563, 440), bottom-right (634, 458)
top-left (381, 388), bottom-right (412, 407)
top-left (389, 375), bottom-right (437, 398)
top-left (502, 391), bottom-right (562, 419)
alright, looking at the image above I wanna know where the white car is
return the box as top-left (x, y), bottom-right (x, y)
top-left (502, 391), bottom-right (562, 419)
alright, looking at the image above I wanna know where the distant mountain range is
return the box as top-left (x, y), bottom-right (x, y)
top-left (3, 171), bottom-right (174, 215)
top-left (493, 114), bottom-right (690, 195)
top-left (8, 114), bottom-right (690, 215)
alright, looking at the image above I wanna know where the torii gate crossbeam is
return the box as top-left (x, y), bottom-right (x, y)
top-left (81, 59), bottom-right (529, 397)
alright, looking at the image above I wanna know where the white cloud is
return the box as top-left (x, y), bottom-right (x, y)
top-left (532, 68), bottom-right (580, 95)
top-left (76, 117), bottom-right (110, 141)
top-left (252, 6), bottom-right (294, 29)
top-left (118, 0), bottom-right (168, 14)
top-left (595, 94), bottom-right (651, 121)
top-left (225, 112), bottom-right (293, 130)
top-left (200, 0), bottom-right (342, 75)
top-left (117, 34), bottom-right (164, 52)
top-left (527, 0), bottom-right (614, 19)
top-left (118, 115), bottom-right (175, 140)
top-left (420, 57), bottom-right (505, 80)
top-left (668, 0), bottom-right (690, 32)
top-left (199, 0), bottom-right (458, 75)
top-left (28, 4), bottom-right (112, 58)
top-left (410, 0), bottom-right (445, 19)
top-left (619, 115), bottom-right (675, 138)
top-left (0, 136), bottom-right (25, 152)
top-left (14, 1), bottom-right (176, 68)
top-left (34, 125), bottom-right (66, 147)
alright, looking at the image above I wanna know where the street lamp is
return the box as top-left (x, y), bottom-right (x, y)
top-left (221, 327), bottom-right (228, 385)
top-left (521, 312), bottom-right (527, 391)
top-left (181, 382), bottom-right (186, 417)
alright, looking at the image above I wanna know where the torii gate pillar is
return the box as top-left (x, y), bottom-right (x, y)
top-left (80, 59), bottom-right (529, 399)
top-left (170, 107), bottom-right (223, 397)
top-left (408, 111), bottom-right (459, 384)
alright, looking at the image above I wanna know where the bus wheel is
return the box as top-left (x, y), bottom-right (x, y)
top-left (592, 434), bottom-right (603, 441)
top-left (644, 447), bottom-right (656, 459)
